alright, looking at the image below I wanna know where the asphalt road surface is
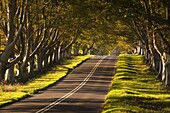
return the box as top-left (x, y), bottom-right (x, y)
top-left (0, 55), bottom-right (117, 113)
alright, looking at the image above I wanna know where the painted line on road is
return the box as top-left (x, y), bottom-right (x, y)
top-left (36, 56), bottom-right (106, 113)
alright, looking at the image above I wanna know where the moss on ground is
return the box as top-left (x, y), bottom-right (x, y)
top-left (102, 54), bottom-right (170, 113)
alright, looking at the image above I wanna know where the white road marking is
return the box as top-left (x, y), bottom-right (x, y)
top-left (36, 56), bottom-right (106, 113)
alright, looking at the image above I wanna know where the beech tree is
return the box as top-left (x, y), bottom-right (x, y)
top-left (0, 0), bottom-right (116, 84)
top-left (0, 0), bottom-right (28, 83)
top-left (3, 0), bottom-right (168, 85)
top-left (108, 0), bottom-right (170, 85)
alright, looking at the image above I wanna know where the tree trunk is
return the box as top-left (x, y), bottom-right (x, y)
top-left (82, 45), bottom-right (87, 55)
top-left (3, 1), bottom-right (16, 84)
top-left (157, 61), bottom-right (162, 80)
top-left (144, 48), bottom-right (150, 63)
top-left (58, 46), bottom-right (62, 61)
top-left (74, 45), bottom-right (80, 55)
top-left (20, 63), bottom-right (28, 82)
top-left (29, 57), bottom-right (35, 78)
top-left (165, 62), bottom-right (170, 86)
top-left (17, 62), bottom-right (27, 82)
top-left (148, 42), bottom-right (156, 70)
top-left (50, 50), bottom-right (54, 64)
top-left (54, 47), bottom-right (59, 63)
top-left (160, 55), bottom-right (166, 82)
top-left (136, 45), bottom-right (141, 55)
top-left (36, 53), bottom-right (43, 71)
top-left (5, 65), bottom-right (15, 84)
top-left (43, 55), bottom-right (49, 68)
top-left (0, 63), bottom-right (6, 83)
top-left (68, 48), bottom-right (72, 57)
top-left (141, 45), bottom-right (145, 55)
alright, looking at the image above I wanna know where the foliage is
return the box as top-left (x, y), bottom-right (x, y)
top-left (0, 0), bottom-right (118, 84)
top-left (107, 0), bottom-right (170, 85)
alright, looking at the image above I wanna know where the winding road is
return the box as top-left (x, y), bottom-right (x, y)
top-left (0, 55), bottom-right (117, 113)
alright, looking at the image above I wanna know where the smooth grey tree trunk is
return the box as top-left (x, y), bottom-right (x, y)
top-left (4, 1), bottom-right (16, 83)
top-left (37, 53), bottom-right (43, 71)
top-left (54, 47), bottom-right (59, 63)
top-left (165, 63), bottom-right (170, 86)
top-left (29, 57), bottom-right (35, 77)
top-left (5, 65), bottom-right (15, 84)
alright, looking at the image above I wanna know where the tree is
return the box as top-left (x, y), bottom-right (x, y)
top-left (0, 0), bottom-right (28, 83)
top-left (108, 0), bottom-right (170, 85)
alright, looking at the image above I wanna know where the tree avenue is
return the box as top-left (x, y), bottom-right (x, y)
top-left (0, 0), bottom-right (170, 86)
top-left (0, 0), bottom-right (115, 84)
top-left (108, 0), bottom-right (170, 86)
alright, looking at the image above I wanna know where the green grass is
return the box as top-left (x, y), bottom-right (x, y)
top-left (0, 55), bottom-right (92, 106)
top-left (102, 54), bottom-right (170, 113)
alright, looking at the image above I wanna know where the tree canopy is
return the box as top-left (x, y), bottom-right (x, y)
top-left (0, 0), bottom-right (170, 85)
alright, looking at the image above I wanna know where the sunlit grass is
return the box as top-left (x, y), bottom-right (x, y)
top-left (102, 54), bottom-right (170, 113)
top-left (0, 55), bottom-right (92, 106)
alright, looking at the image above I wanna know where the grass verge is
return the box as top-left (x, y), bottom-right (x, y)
top-left (102, 54), bottom-right (170, 113)
top-left (0, 55), bottom-right (92, 107)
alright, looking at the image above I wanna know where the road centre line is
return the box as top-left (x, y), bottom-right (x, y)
top-left (36, 56), bottom-right (106, 113)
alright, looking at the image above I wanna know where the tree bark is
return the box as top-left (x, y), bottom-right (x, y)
top-left (28, 57), bottom-right (35, 77)
top-left (0, 63), bottom-right (6, 83)
top-left (153, 34), bottom-right (167, 81)
top-left (3, 0), bottom-right (16, 83)
top-left (54, 47), bottom-right (59, 63)
top-left (165, 62), bottom-right (170, 86)
top-left (36, 53), bottom-right (43, 71)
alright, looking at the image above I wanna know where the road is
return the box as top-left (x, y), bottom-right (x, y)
top-left (0, 55), bottom-right (117, 113)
